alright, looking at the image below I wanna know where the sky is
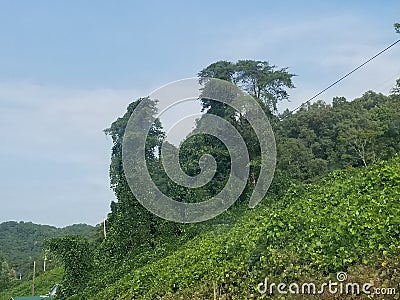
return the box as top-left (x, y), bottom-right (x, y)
top-left (0, 1), bottom-right (399, 227)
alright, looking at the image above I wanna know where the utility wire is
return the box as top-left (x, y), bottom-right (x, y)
top-left (290, 39), bottom-right (400, 113)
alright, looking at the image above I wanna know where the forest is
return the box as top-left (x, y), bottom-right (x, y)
top-left (1, 23), bottom-right (400, 300)
top-left (0, 222), bottom-right (97, 293)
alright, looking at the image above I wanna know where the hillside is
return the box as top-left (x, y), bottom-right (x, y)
top-left (3, 154), bottom-right (399, 299)
top-left (0, 268), bottom-right (63, 300)
top-left (0, 221), bottom-right (96, 279)
top-left (1, 62), bottom-right (399, 299)
top-left (83, 154), bottom-right (400, 299)
top-left (34, 69), bottom-right (399, 299)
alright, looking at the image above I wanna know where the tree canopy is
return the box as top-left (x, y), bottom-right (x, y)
top-left (4, 59), bottom-right (400, 300)
top-left (199, 60), bottom-right (295, 115)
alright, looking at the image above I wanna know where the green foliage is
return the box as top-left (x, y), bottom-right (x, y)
top-left (82, 155), bottom-right (400, 299)
top-left (101, 98), bottom-right (187, 265)
top-left (395, 22), bottom-right (400, 34)
top-left (274, 91), bottom-right (400, 186)
top-left (197, 60), bottom-right (235, 82)
top-left (391, 78), bottom-right (400, 95)
top-left (0, 222), bottom-right (96, 282)
top-left (198, 59), bottom-right (295, 115)
top-left (39, 61), bottom-right (400, 299)
top-left (45, 236), bottom-right (93, 299)
top-left (0, 267), bottom-right (63, 300)
top-left (0, 259), bottom-right (14, 291)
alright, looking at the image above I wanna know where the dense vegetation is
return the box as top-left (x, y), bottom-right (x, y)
top-left (87, 154), bottom-right (400, 299)
top-left (31, 55), bottom-right (397, 299)
top-left (3, 151), bottom-right (400, 299)
top-left (0, 268), bottom-right (63, 300)
top-left (0, 221), bottom-right (97, 296)
top-left (1, 25), bottom-right (399, 297)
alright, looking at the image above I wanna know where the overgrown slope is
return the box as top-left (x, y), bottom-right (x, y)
top-left (82, 154), bottom-right (400, 299)
top-left (0, 222), bottom-right (96, 276)
top-left (35, 65), bottom-right (400, 299)
top-left (0, 267), bottom-right (63, 300)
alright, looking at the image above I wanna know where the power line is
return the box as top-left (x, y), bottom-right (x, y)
top-left (290, 39), bottom-right (400, 113)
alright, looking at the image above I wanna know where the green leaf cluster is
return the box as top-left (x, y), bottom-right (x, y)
top-left (82, 154), bottom-right (400, 299)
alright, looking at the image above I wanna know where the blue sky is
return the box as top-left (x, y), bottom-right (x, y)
top-left (0, 1), bottom-right (399, 227)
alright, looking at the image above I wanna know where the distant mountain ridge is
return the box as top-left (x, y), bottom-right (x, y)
top-left (0, 221), bottom-right (96, 277)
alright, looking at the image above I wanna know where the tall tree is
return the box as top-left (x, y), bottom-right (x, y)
top-left (46, 236), bottom-right (93, 299)
top-left (234, 60), bottom-right (295, 113)
top-left (102, 98), bottom-right (184, 263)
top-left (197, 60), bottom-right (295, 195)
top-left (198, 60), bottom-right (295, 115)
top-left (198, 60), bottom-right (235, 82)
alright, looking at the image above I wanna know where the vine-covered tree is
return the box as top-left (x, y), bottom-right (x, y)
top-left (197, 60), bottom-right (295, 196)
top-left (101, 98), bottom-right (185, 264)
top-left (34, 60), bottom-right (400, 299)
top-left (45, 235), bottom-right (93, 299)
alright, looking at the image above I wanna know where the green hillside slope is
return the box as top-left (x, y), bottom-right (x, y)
top-left (0, 268), bottom-right (62, 300)
top-left (0, 222), bottom-right (95, 281)
top-left (80, 154), bottom-right (400, 299)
